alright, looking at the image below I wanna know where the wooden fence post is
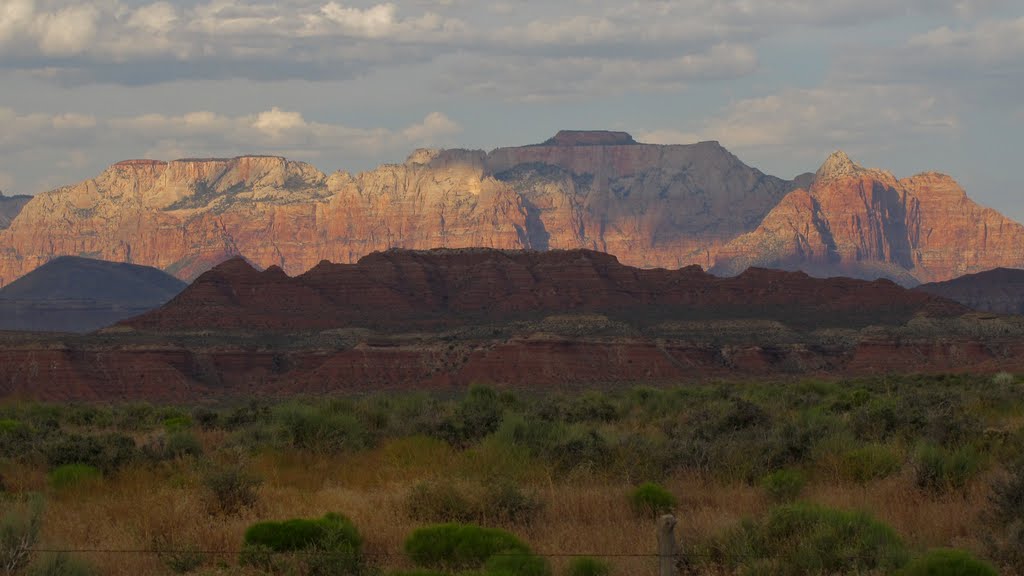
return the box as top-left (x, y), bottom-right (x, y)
top-left (657, 514), bottom-right (677, 576)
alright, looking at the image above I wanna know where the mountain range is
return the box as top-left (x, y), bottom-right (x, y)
top-left (1, 130), bottom-right (1022, 287)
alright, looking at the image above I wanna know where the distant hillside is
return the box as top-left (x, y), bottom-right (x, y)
top-left (916, 268), bottom-right (1024, 314)
top-left (0, 193), bottom-right (30, 230)
top-left (0, 256), bottom-right (186, 333)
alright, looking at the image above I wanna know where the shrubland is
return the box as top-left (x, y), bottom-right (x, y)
top-left (0, 373), bottom-right (1022, 574)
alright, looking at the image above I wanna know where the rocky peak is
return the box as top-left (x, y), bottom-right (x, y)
top-left (814, 150), bottom-right (863, 183)
top-left (406, 148), bottom-right (443, 165)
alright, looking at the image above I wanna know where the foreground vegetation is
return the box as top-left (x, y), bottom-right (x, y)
top-left (1, 373), bottom-right (1023, 575)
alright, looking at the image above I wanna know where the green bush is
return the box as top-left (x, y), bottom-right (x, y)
top-left (48, 464), bottom-right (101, 491)
top-left (406, 481), bottom-right (478, 523)
top-left (760, 469), bottom-right (805, 502)
top-left (242, 512), bottom-right (364, 575)
top-left (404, 524), bottom-right (531, 571)
top-left (26, 551), bottom-right (96, 576)
top-left (565, 556), bottom-right (611, 576)
top-left (630, 482), bottom-right (676, 518)
top-left (704, 503), bottom-right (908, 576)
top-left (900, 549), bottom-right (997, 576)
top-left (203, 463), bottom-right (261, 515)
top-left (840, 444), bottom-right (902, 484)
top-left (915, 444), bottom-right (985, 492)
top-left (0, 494), bottom-right (44, 574)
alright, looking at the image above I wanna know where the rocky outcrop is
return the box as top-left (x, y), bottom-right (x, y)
top-left (0, 132), bottom-right (791, 285)
top-left (0, 193), bottom-right (30, 230)
top-left (916, 268), bottom-right (1024, 314)
top-left (123, 248), bottom-right (966, 332)
top-left (712, 152), bottom-right (1024, 284)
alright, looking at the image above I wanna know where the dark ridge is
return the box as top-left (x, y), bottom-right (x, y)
top-left (123, 248), bottom-right (967, 333)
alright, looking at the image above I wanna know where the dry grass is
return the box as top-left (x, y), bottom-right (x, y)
top-left (5, 429), bottom-right (1000, 576)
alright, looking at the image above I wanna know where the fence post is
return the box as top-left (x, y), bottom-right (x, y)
top-left (657, 514), bottom-right (677, 576)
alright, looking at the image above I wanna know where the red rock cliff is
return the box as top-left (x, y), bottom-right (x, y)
top-left (712, 151), bottom-right (1024, 284)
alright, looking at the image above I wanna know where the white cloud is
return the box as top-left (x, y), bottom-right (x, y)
top-left (642, 83), bottom-right (960, 163)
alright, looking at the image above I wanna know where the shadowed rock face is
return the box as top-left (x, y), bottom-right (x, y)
top-left (122, 248), bottom-right (966, 332)
top-left (0, 137), bottom-right (1021, 287)
top-left (0, 256), bottom-right (186, 333)
top-left (916, 268), bottom-right (1024, 314)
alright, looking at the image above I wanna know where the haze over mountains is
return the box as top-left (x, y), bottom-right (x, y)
top-left (1, 130), bottom-right (1022, 288)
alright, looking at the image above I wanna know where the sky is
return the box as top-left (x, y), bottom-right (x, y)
top-left (1, 0), bottom-right (1022, 220)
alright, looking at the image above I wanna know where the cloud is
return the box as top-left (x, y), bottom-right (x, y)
top-left (636, 82), bottom-right (961, 174)
top-left (0, 0), bottom-right (1003, 86)
top-left (0, 105), bottom-right (463, 194)
top-left (436, 43), bottom-right (759, 101)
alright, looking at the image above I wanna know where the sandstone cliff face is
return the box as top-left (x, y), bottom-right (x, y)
top-left (2, 136), bottom-right (1021, 286)
top-left (0, 133), bottom-right (789, 285)
top-left (712, 152), bottom-right (1024, 284)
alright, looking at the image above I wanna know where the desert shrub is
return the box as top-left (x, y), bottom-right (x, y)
top-left (482, 481), bottom-right (543, 525)
top-left (1, 495), bottom-right (43, 575)
top-left (203, 463), bottom-right (261, 515)
top-left (437, 386), bottom-right (508, 447)
top-left (900, 549), bottom-right (997, 576)
top-left (630, 482), bottom-right (676, 518)
top-left (387, 571), bottom-right (447, 576)
top-left (549, 428), bottom-right (611, 473)
top-left (564, 393), bottom-right (619, 423)
top-left (48, 464), bottom-right (101, 491)
top-left (985, 459), bottom-right (1024, 566)
top-left (406, 481), bottom-right (478, 523)
top-left (760, 469), bottom-right (805, 502)
top-left (840, 444), bottom-right (902, 484)
top-left (703, 503), bottom-right (908, 576)
top-left (277, 403), bottom-right (372, 454)
top-left (993, 372), bottom-right (1016, 386)
top-left (566, 556), bottom-right (611, 576)
top-left (915, 444), bottom-right (985, 493)
top-left (850, 398), bottom-right (903, 442)
top-left (26, 552), bottom-right (96, 576)
top-left (242, 512), bottom-right (364, 576)
top-left (165, 431), bottom-right (203, 459)
top-left (404, 524), bottom-right (531, 571)
top-left (484, 551), bottom-right (551, 576)
top-left (43, 433), bottom-right (137, 473)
